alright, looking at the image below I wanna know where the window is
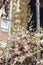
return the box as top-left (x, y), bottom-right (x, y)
top-left (1, 19), bottom-right (10, 32)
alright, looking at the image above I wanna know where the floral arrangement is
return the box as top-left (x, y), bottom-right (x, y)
top-left (6, 27), bottom-right (40, 65)
top-left (0, 27), bottom-right (43, 65)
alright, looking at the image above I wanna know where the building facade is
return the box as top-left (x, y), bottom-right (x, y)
top-left (0, 0), bottom-right (43, 43)
top-left (0, 0), bottom-right (12, 45)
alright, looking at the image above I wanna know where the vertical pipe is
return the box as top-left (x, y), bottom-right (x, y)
top-left (36, 0), bottom-right (40, 32)
top-left (5, 0), bottom-right (13, 65)
top-left (10, 0), bottom-right (13, 20)
top-left (36, 0), bottom-right (40, 65)
top-left (8, 0), bottom-right (13, 46)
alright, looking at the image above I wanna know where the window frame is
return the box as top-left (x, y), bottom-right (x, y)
top-left (1, 18), bottom-right (10, 33)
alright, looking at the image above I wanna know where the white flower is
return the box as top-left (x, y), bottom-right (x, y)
top-left (0, 42), bottom-right (7, 48)
top-left (19, 55), bottom-right (25, 63)
top-left (40, 39), bottom-right (43, 43)
top-left (24, 44), bottom-right (28, 50)
top-left (17, 37), bottom-right (20, 40)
